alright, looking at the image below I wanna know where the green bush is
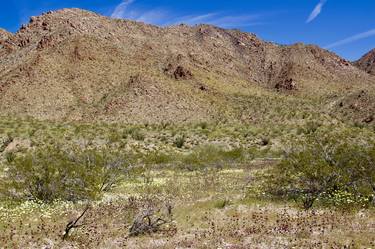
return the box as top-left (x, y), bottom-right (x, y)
top-left (173, 135), bottom-right (186, 148)
top-left (267, 133), bottom-right (375, 209)
top-left (1, 147), bottom-right (128, 203)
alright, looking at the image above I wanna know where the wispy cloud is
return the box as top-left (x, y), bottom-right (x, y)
top-left (173, 13), bottom-right (218, 26)
top-left (111, 1), bottom-right (168, 25)
top-left (324, 29), bottom-right (375, 49)
top-left (173, 13), bottom-right (263, 28)
top-left (136, 9), bottom-right (169, 24)
top-left (111, 0), bottom-right (134, 18)
top-left (206, 14), bottom-right (263, 28)
top-left (111, 0), bottom-right (266, 28)
top-left (306, 0), bottom-right (327, 23)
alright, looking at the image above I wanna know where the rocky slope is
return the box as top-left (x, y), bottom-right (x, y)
top-left (355, 48), bottom-right (375, 75)
top-left (0, 28), bottom-right (12, 41)
top-left (0, 28), bottom-right (13, 56)
top-left (0, 8), bottom-right (374, 123)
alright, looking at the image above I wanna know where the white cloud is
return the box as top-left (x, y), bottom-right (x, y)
top-left (206, 14), bottom-right (263, 28)
top-left (136, 9), bottom-right (169, 25)
top-left (111, 0), bottom-right (134, 18)
top-left (170, 13), bottom-right (264, 28)
top-left (306, 0), bottom-right (327, 23)
top-left (173, 13), bottom-right (218, 25)
top-left (166, 13), bottom-right (264, 28)
top-left (110, 0), bottom-right (266, 28)
top-left (324, 29), bottom-right (375, 49)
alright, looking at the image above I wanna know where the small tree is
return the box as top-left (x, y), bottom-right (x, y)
top-left (268, 132), bottom-right (375, 209)
top-left (1, 146), bottom-right (128, 203)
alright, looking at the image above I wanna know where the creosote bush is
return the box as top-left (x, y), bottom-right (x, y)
top-left (267, 132), bottom-right (375, 209)
top-left (0, 146), bottom-right (128, 203)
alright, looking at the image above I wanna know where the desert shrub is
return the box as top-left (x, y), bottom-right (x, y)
top-left (267, 133), bottom-right (375, 209)
top-left (1, 147), bottom-right (128, 203)
top-left (173, 135), bottom-right (186, 148)
top-left (129, 203), bottom-right (175, 237)
top-left (122, 127), bottom-right (145, 141)
top-left (74, 149), bottom-right (129, 192)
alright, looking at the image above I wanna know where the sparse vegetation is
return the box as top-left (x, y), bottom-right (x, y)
top-left (0, 118), bottom-right (374, 248)
top-left (180, 145), bottom-right (248, 170)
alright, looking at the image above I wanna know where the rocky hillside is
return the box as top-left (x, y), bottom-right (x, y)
top-left (0, 28), bottom-right (13, 56)
top-left (355, 48), bottom-right (375, 75)
top-left (0, 8), bottom-right (374, 123)
top-left (0, 28), bottom-right (12, 41)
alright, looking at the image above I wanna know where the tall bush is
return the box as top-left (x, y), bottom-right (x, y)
top-left (1, 147), bottom-right (128, 203)
top-left (268, 133), bottom-right (375, 209)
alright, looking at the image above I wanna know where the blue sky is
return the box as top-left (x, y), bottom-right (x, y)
top-left (1, 0), bottom-right (374, 60)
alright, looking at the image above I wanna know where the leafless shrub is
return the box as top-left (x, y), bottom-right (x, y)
top-left (129, 202), bottom-right (174, 237)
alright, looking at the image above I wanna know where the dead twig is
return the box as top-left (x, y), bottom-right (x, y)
top-left (62, 205), bottom-right (90, 240)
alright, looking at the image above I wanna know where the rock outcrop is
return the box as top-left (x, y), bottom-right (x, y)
top-left (354, 48), bottom-right (375, 75)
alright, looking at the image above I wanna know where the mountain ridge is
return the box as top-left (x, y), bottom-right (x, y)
top-left (0, 8), bottom-right (374, 123)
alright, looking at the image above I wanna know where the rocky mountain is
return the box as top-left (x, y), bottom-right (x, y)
top-left (355, 48), bottom-right (375, 75)
top-left (0, 8), bottom-right (374, 123)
